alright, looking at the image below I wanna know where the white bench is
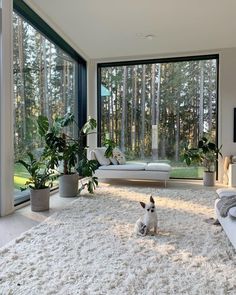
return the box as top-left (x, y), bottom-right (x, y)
top-left (90, 148), bottom-right (171, 187)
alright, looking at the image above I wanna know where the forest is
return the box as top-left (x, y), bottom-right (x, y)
top-left (100, 59), bottom-right (217, 166)
top-left (13, 12), bottom-right (76, 161)
top-left (13, 12), bottom-right (77, 191)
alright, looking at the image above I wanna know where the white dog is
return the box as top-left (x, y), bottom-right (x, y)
top-left (134, 196), bottom-right (158, 236)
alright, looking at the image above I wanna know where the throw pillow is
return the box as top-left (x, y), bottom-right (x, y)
top-left (93, 148), bottom-right (110, 166)
top-left (229, 207), bottom-right (236, 219)
top-left (216, 188), bottom-right (236, 199)
top-left (112, 148), bottom-right (126, 165)
top-left (110, 157), bottom-right (118, 165)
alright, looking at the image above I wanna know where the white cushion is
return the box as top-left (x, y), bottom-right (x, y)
top-left (98, 163), bottom-right (146, 171)
top-left (145, 163), bottom-right (171, 172)
top-left (216, 188), bottom-right (236, 199)
top-left (228, 207), bottom-right (236, 218)
top-left (110, 157), bottom-right (118, 165)
top-left (93, 147), bottom-right (110, 166)
top-left (112, 148), bottom-right (126, 165)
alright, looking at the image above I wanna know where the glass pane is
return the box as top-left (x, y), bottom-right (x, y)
top-left (13, 12), bottom-right (77, 203)
top-left (100, 59), bottom-right (217, 179)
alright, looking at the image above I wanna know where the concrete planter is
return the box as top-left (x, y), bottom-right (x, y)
top-left (30, 187), bottom-right (50, 212)
top-left (59, 174), bottom-right (79, 198)
top-left (203, 171), bottom-right (215, 186)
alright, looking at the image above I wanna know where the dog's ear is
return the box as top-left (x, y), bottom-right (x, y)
top-left (150, 196), bottom-right (155, 204)
top-left (140, 202), bottom-right (146, 209)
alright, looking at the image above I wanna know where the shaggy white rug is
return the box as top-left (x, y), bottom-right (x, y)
top-left (0, 184), bottom-right (235, 295)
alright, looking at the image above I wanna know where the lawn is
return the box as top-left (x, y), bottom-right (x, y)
top-left (170, 165), bottom-right (204, 179)
top-left (14, 163), bottom-right (30, 190)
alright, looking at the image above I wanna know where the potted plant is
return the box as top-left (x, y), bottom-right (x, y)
top-left (77, 154), bottom-right (98, 194)
top-left (38, 113), bottom-right (98, 197)
top-left (183, 136), bottom-right (222, 186)
top-left (17, 152), bottom-right (54, 211)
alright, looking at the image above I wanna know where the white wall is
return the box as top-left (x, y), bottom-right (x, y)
top-left (87, 48), bottom-right (236, 183)
top-left (87, 60), bottom-right (98, 151)
top-left (218, 48), bottom-right (236, 182)
top-left (0, 0), bottom-right (14, 216)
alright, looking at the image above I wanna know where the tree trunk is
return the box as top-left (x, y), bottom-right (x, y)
top-left (175, 93), bottom-right (180, 161)
top-left (151, 64), bottom-right (157, 160)
top-left (155, 64), bottom-right (161, 160)
top-left (43, 38), bottom-right (49, 117)
top-left (208, 60), bottom-right (213, 132)
top-left (18, 17), bottom-right (26, 142)
top-left (199, 60), bottom-right (204, 138)
top-left (121, 66), bottom-right (127, 152)
top-left (141, 65), bottom-right (146, 159)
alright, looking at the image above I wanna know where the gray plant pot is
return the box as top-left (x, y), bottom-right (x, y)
top-left (59, 174), bottom-right (79, 198)
top-left (203, 171), bottom-right (215, 186)
top-left (30, 187), bottom-right (50, 212)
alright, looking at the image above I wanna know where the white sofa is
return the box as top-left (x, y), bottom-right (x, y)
top-left (90, 148), bottom-right (171, 187)
top-left (215, 189), bottom-right (236, 249)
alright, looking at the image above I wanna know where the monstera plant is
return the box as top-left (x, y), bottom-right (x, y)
top-left (38, 113), bottom-right (98, 196)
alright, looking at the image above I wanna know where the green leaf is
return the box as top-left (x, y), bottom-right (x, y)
top-left (37, 115), bottom-right (49, 137)
top-left (56, 113), bottom-right (74, 127)
top-left (82, 118), bottom-right (97, 134)
top-left (185, 158), bottom-right (191, 166)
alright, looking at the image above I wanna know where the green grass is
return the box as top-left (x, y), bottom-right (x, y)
top-left (170, 166), bottom-right (204, 179)
top-left (14, 163), bottom-right (30, 190)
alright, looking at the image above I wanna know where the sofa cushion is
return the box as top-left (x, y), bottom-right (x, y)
top-left (93, 147), bottom-right (110, 166)
top-left (112, 148), bottom-right (126, 164)
top-left (110, 157), bottom-right (118, 165)
top-left (98, 163), bottom-right (146, 171)
top-left (216, 188), bottom-right (236, 199)
top-left (229, 207), bottom-right (236, 219)
top-left (145, 163), bottom-right (171, 172)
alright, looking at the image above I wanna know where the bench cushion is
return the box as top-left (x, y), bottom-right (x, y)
top-left (145, 163), bottom-right (171, 172)
top-left (98, 163), bottom-right (146, 171)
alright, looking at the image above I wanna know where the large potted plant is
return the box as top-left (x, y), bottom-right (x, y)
top-left (38, 113), bottom-right (98, 197)
top-left (183, 136), bottom-right (222, 186)
top-left (17, 152), bottom-right (54, 211)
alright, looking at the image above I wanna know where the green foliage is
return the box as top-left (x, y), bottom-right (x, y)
top-left (183, 136), bottom-right (222, 172)
top-left (37, 115), bottom-right (49, 137)
top-left (77, 158), bottom-right (99, 194)
top-left (38, 113), bottom-right (98, 193)
top-left (17, 152), bottom-right (54, 190)
top-left (103, 138), bottom-right (116, 158)
top-left (82, 117), bottom-right (97, 134)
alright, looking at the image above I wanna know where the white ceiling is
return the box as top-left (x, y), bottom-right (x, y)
top-left (24, 0), bottom-right (236, 60)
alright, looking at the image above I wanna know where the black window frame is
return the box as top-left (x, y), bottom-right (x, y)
top-left (13, 0), bottom-right (87, 205)
top-left (13, 0), bottom-right (87, 129)
top-left (97, 54), bottom-right (219, 179)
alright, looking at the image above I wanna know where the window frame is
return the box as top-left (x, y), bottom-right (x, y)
top-left (13, 0), bottom-right (87, 129)
top-left (97, 54), bottom-right (219, 179)
top-left (13, 0), bottom-right (87, 205)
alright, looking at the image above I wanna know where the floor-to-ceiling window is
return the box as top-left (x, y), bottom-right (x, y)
top-left (98, 56), bottom-right (218, 179)
top-left (13, 1), bottom-right (86, 204)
